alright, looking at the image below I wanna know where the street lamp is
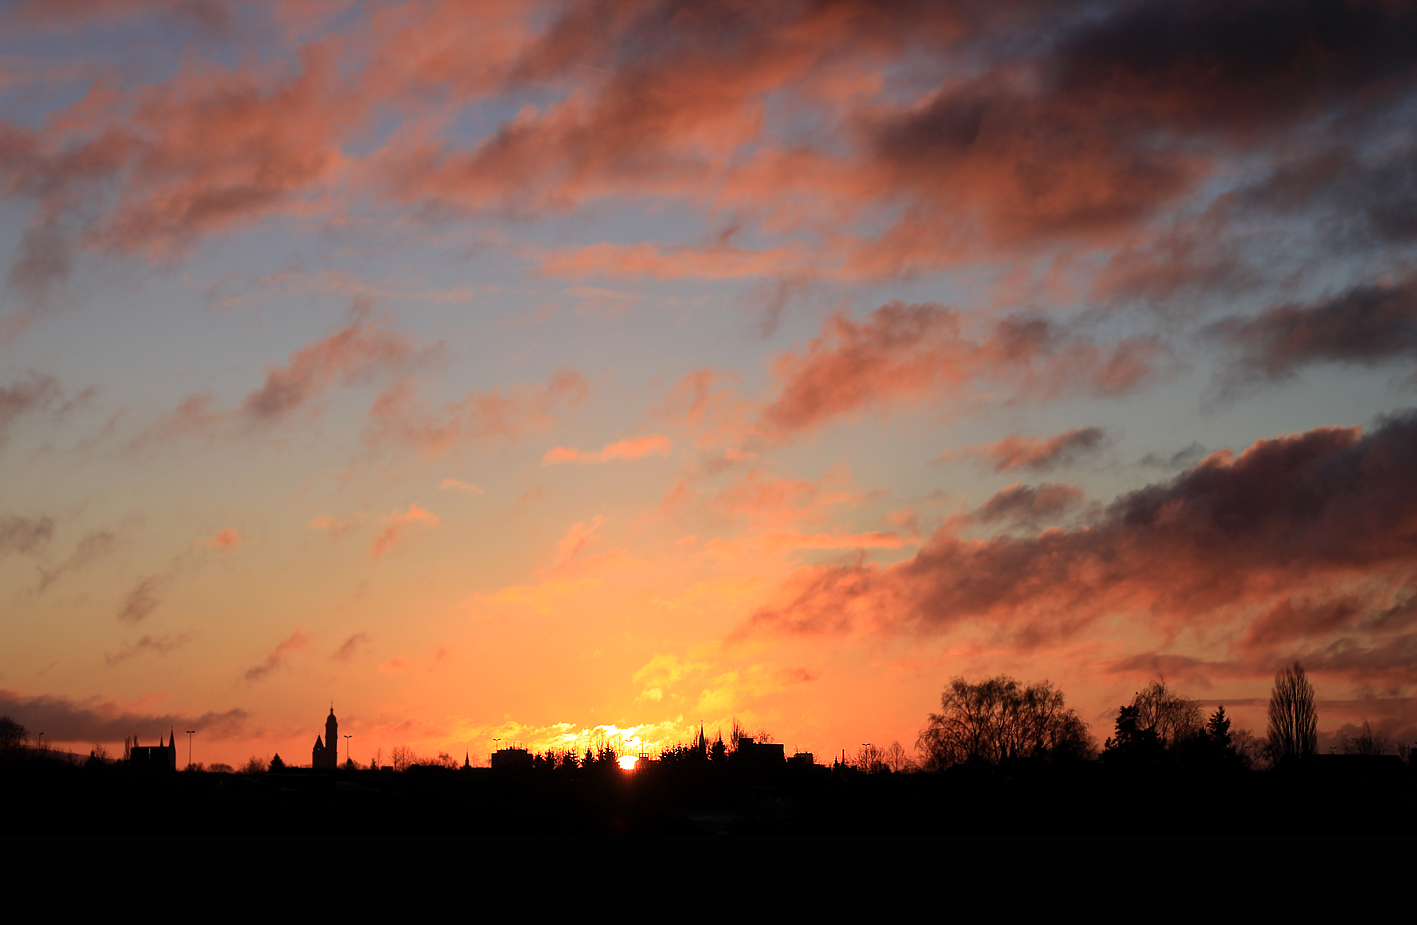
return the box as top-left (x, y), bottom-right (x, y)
top-left (186, 730), bottom-right (196, 769)
top-left (344, 735), bottom-right (352, 767)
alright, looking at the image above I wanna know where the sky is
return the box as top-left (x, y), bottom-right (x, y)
top-left (2, 0), bottom-right (1416, 768)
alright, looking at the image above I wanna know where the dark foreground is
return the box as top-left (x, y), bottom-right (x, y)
top-left (8, 751), bottom-right (1413, 904)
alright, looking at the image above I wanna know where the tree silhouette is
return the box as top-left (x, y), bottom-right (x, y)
top-left (1102, 704), bottom-right (1164, 765)
top-left (1205, 706), bottom-right (1232, 749)
top-left (1131, 680), bottom-right (1203, 747)
top-left (0, 716), bottom-right (26, 749)
top-left (1267, 662), bottom-right (1317, 765)
top-left (917, 676), bottom-right (1091, 770)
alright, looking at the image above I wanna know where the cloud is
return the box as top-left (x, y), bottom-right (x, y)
top-left (967, 483), bottom-right (1087, 529)
top-left (439, 478), bottom-right (483, 493)
top-left (10, 1), bottom-right (239, 33)
top-left (363, 369), bottom-right (589, 457)
top-left (758, 303), bottom-right (1166, 438)
top-left (480, 576), bottom-right (603, 615)
top-left (104, 632), bottom-right (195, 667)
top-left (0, 688), bottom-right (249, 743)
top-left (4, 0), bottom-right (1416, 310)
top-left (115, 574), bottom-right (168, 624)
top-left (240, 314), bottom-right (429, 422)
top-left (0, 513), bottom-right (54, 557)
top-left (36, 528), bottom-right (121, 592)
top-left (542, 434), bottom-right (672, 465)
top-left (308, 513), bottom-right (366, 540)
top-left (1140, 442), bottom-right (1207, 470)
top-left (632, 652), bottom-right (709, 703)
top-left (708, 467), bottom-right (858, 532)
top-left (549, 516), bottom-right (605, 572)
top-left (540, 241), bottom-right (814, 280)
top-left (242, 627), bottom-right (311, 682)
top-left (703, 529), bottom-right (916, 561)
top-left (332, 633), bottom-right (369, 663)
top-left (741, 412), bottom-right (1417, 680)
top-left (1208, 277), bottom-right (1417, 392)
top-left (203, 528), bottom-right (241, 550)
top-left (943, 427), bottom-right (1107, 473)
top-left (144, 312), bottom-right (434, 443)
top-left (0, 372), bottom-right (62, 444)
top-left (370, 504), bottom-right (439, 558)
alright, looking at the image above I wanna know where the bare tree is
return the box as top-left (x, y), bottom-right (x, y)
top-left (883, 741), bottom-right (916, 773)
top-left (855, 743), bottom-right (887, 774)
top-left (239, 755), bottom-right (268, 774)
top-left (1131, 680), bottom-right (1203, 746)
top-left (917, 676), bottom-right (1091, 771)
top-left (1342, 721), bottom-right (1392, 756)
top-left (1267, 661), bottom-right (1317, 765)
top-left (390, 745), bottom-right (415, 772)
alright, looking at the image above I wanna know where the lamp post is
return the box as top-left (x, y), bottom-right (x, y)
top-left (344, 735), bottom-right (352, 767)
top-left (186, 730), bottom-right (196, 769)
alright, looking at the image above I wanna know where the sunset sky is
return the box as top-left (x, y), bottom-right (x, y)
top-left (3, 0), bottom-right (1416, 768)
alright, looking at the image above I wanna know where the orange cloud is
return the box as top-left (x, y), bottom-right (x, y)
top-left (542, 434), bottom-right (672, 465)
top-left (370, 504), bottom-right (439, 558)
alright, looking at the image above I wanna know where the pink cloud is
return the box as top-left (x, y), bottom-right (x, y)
top-left (204, 527), bottom-right (241, 550)
top-left (542, 434), bottom-right (672, 465)
top-left (758, 303), bottom-right (1167, 438)
top-left (242, 627), bottom-right (311, 682)
top-left (548, 516), bottom-right (605, 573)
top-left (364, 370), bottom-right (588, 457)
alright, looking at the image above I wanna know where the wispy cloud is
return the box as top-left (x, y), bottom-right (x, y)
top-left (242, 628), bottom-right (311, 682)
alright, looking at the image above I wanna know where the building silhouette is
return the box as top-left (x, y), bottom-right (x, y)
top-left (312, 706), bottom-right (338, 770)
top-left (128, 730), bottom-right (177, 771)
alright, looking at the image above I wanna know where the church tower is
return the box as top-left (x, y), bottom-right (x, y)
top-left (312, 705), bottom-right (339, 770)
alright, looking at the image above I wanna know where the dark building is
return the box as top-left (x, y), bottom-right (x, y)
top-left (491, 747), bottom-right (533, 772)
top-left (311, 707), bottom-right (338, 770)
top-left (735, 737), bottom-right (785, 764)
top-left (128, 731), bottom-right (177, 771)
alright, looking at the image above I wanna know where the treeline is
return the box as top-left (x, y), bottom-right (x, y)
top-left (914, 661), bottom-right (1412, 775)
